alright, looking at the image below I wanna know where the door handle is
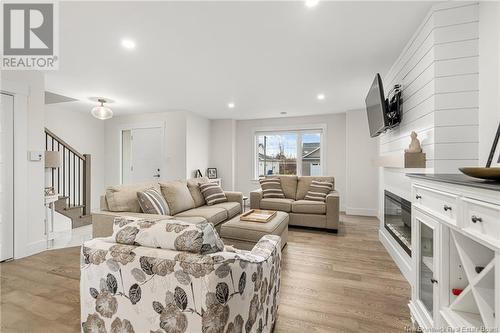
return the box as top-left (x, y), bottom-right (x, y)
top-left (430, 278), bottom-right (438, 284)
top-left (153, 174), bottom-right (160, 178)
top-left (443, 205), bottom-right (452, 212)
top-left (471, 215), bottom-right (482, 223)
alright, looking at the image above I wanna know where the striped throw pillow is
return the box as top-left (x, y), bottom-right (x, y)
top-left (137, 188), bottom-right (170, 215)
top-left (304, 180), bottom-right (333, 202)
top-left (260, 178), bottom-right (285, 198)
top-left (199, 182), bottom-right (227, 206)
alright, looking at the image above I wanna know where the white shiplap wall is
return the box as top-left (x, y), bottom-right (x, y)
top-left (379, 1), bottom-right (479, 203)
top-left (378, 2), bottom-right (480, 281)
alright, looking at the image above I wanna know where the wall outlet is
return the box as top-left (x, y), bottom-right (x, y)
top-left (29, 151), bottom-right (43, 161)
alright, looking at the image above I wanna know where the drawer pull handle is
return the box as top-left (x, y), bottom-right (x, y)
top-left (443, 205), bottom-right (452, 212)
top-left (416, 194), bottom-right (422, 200)
top-left (471, 215), bottom-right (483, 223)
top-left (430, 278), bottom-right (438, 284)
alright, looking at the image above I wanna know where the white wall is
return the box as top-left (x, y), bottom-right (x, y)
top-left (479, 1), bottom-right (500, 165)
top-left (210, 119), bottom-right (236, 190)
top-left (104, 111), bottom-right (211, 188)
top-left (234, 113), bottom-right (347, 211)
top-left (378, 2), bottom-right (480, 216)
top-left (346, 109), bottom-right (378, 216)
top-left (186, 113), bottom-right (211, 179)
top-left (44, 104), bottom-right (106, 212)
top-left (2, 71), bottom-right (46, 257)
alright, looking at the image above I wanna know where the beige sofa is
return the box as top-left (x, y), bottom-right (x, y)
top-left (250, 175), bottom-right (339, 232)
top-left (93, 177), bottom-right (243, 238)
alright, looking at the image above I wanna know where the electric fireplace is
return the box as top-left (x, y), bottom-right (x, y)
top-left (384, 190), bottom-right (412, 256)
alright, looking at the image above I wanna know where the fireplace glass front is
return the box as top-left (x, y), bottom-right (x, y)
top-left (384, 190), bottom-right (412, 256)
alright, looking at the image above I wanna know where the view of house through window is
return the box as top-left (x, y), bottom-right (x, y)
top-left (256, 130), bottom-right (322, 177)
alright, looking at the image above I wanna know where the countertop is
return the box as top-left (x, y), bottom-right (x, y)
top-left (406, 173), bottom-right (500, 192)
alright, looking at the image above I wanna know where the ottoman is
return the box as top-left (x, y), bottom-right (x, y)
top-left (220, 211), bottom-right (289, 250)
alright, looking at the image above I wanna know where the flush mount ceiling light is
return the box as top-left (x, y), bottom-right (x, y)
top-left (227, 102), bottom-right (235, 109)
top-left (121, 38), bottom-right (136, 50)
top-left (280, 111), bottom-right (288, 115)
top-left (91, 98), bottom-right (113, 120)
top-left (305, 0), bottom-right (320, 8)
top-left (316, 93), bottom-right (326, 101)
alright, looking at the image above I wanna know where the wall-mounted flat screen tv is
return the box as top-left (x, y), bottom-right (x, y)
top-left (365, 73), bottom-right (389, 137)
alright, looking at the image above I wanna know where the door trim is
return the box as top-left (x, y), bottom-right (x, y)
top-left (1, 79), bottom-right (30, 259)
top-left (117, 121), bottom-right (166, 184)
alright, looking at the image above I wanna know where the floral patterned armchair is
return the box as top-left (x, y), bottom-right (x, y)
top-left (80, 225), bottom-right (281, 333)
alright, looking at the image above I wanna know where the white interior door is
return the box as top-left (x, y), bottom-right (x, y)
top-left (125, 127), bottom-right (163, 183)
top-left (1, 93), bottom-right (14, 261)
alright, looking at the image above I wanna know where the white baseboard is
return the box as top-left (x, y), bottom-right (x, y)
top-left (22, 239), bottom-right (47, 258)
top-left (345, 207), bottom-right (378, 217)
top-left (379, 228), bottom-right (412, 283)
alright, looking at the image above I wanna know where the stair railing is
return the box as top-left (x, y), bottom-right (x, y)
top-left (44, 128), bottom-right (91, 215)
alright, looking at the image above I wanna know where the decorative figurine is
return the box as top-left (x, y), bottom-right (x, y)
top-left (405, 131), bottom-right (422, 153)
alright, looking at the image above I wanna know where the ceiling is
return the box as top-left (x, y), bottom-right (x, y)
top-left (46, 1), bottom-right (433, 120)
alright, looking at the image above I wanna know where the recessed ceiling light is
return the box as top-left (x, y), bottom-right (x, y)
top-left (305, 0), bottom-right (320, 8)
top-left (121, 39), bottom-right (136, 49)
top-left (317, 93), bottom-right (325, 101)
top-left (227, 102), bottom-right (235, 109)
top-left (280, 112), bottom-right (287, 115)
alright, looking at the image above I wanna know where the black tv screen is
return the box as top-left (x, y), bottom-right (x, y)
top-left (365, 73), bottom-right (388, 137)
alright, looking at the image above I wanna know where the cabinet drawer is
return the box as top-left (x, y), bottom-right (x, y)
top-left (463, 198), bottom-right (500, 245)
top-left (414, 185), bottom-right (458, 224)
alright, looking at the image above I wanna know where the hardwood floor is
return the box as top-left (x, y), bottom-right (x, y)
top-left (0, 215), bottom-right (411, 332)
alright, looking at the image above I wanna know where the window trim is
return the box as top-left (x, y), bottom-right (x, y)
top-left (253, 124), bottom-right (327, 179)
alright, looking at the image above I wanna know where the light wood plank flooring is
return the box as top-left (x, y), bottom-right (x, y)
top-left (0, 215), bottom-right (411, 332)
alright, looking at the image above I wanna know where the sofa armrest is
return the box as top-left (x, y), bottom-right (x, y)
top-left (326, 190), bottom-right (340, 230)
top-left (224, 191), bottom-right (243, 208)
top-left (250, 189), bottom-right (263, 209)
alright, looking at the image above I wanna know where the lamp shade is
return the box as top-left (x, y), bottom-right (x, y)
top-left (45, 151), bottom-right (61, 168)
top-left (91, 105), bottom-right (113, 120)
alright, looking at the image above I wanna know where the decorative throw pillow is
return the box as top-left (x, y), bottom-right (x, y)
top-left (259, 178), bottom-right (285, 198)
top-left (137, 188), bottom-right (170, 215)
top-left (304, 180), bottom-right (334, 202)
top-left (112, 217), bottom-right (224, 254)
top-left (199, 182), bottom-right (227, 206)
top-left (160, 181), bottom-right (196, 215)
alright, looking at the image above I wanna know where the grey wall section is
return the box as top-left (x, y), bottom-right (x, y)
top-left (346, 109), bottom-right (379, 216)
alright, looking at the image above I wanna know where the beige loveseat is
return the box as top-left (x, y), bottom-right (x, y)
top-left (93, 177), bottom-right (243, 238)
top-left (250, 176), bottom-right (339, 232)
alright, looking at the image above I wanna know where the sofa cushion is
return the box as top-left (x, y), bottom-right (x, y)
top-left (296, 176), bottom-right (335, 200)
top-left (304, 180), bottom-right (334, 202)
top-left (175, 206), bottom-right (228, 225)
top-left (292, 200), bottom-right (326, 214)
top-left (211, 201), bottom-right (241, 219)
top-left (137, 188), bottom-right (170, 215)
top-left (106, 182), bottom-right (160, 212)
top-left (160, 181), bottom-right (195, 215)
top-left (199, 182), bottom-right (227, 205)
top-left (112, 216), bottom-right (224, 254)
top-left (260, 198), bottom-right (294, 212)
top-left (187, 177), bottom-right (209, 207)
top-left (259, 178), bottom-right (285, 198)
top-left (275, 176), bottom-right (298, 200)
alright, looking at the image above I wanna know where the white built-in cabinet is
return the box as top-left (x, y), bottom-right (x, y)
top-left (408, 175), bottom-right (500, 331)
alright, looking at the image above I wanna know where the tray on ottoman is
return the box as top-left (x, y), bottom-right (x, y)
top-left (220, 211), bottom-right (289, 251)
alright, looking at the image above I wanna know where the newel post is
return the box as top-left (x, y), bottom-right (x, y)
top-left (83, 154), bottom-right (91, 215)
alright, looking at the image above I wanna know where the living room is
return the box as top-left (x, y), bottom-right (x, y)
top-left (1, 1), bottom-right (500, 332)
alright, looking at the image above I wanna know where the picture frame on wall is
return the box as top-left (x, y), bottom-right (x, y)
top-left (207, 168), bottom-right (217, 179)
top-left (486, 122), bottom-right (500, 167)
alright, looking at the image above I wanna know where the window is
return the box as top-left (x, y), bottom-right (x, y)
top-left (255, 129), bottom-right (323, 177)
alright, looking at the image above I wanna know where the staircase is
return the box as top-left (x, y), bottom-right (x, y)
top-left (45, 128), bottom-right (92, 228)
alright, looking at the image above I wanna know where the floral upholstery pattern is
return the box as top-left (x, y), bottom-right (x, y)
top-left (111, 217), bottom-right (224, 255)
top-left (81, 233), bottom-right (281, 333)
